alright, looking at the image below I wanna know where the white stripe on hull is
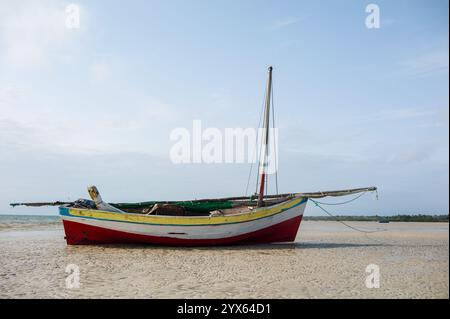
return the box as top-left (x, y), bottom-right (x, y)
top-left (61, 201), bottom-right (306, 240)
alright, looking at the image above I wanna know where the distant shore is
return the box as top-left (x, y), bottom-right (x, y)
top-left (304, 215), bottom-right (449, 222)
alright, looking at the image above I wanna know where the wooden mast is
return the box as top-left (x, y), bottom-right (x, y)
top-left (258, 66), bottom-right (273, 207)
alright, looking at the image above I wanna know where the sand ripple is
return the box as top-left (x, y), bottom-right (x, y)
top-left (0, 221), bottom-right (448, 298)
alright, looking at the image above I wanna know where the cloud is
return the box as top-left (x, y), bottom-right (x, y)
top-left (0, 85), bottom-right (179, 157)
top-left (271, 18), bottom-right (299, 30)
top-left (402, 45), bottom-right (449, 77)
top-left (417, 107), bottom-right (449, 128)
top-left (372, 108), bottom-right (436, 121)
top-left (385, 146), bottom-right (435, 165)
top-left (0, 86), bottom-right (46, 126)
top-left (0, 0), bottom-right (84, 69)
top-left (367, 107), bottom-right (449, 132)
top-left (382, 18), bottom-right (396, 27)
top-left (89, 62), bottom-right (111, 83)
top-left (344, 107), bottom-right (443, 125)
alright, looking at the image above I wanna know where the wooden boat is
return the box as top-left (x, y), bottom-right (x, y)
top-left (60, 193), bottom-right (308, 245)
top-left (10, 67), bottom-right (376, 246)
top-left (11, 187), bottom-right (374, 246)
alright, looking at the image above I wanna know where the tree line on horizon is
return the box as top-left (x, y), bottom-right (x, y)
top-left (304, 214), bottom-right (449, 222)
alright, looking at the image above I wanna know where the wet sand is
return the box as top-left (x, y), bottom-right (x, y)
top-left (0, 220), bottom-right (448, 298)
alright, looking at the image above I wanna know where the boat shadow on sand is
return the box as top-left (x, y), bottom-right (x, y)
top-left (88, 242), bottom-right (385, 250)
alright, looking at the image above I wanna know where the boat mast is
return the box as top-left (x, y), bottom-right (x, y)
top-left (258, 66), bottom-right (273, 207)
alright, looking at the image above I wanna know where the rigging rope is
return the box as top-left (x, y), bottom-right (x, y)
top-left (245, 90), bottom-right (266, 196)
top-left (311, 191), bottom-right (367, 206)
top-left (265, 164), bottom-right (268, 196)
top-left (309, 197), bottom-right (386, 234)
top-left (271, 79), bottom-right (279, 195)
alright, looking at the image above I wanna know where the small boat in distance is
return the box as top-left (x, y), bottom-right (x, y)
top-left (11, 67), bottom-right (377, 246)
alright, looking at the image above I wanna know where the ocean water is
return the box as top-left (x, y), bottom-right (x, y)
top-left (0, 215), bottom-right (61, 231)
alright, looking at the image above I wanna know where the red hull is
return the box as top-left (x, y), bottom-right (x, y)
top-left (62, 215), bottom-right (303, 246)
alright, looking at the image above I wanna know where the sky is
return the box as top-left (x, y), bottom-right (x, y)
top-left (0, 0), bottom-right (448, 216)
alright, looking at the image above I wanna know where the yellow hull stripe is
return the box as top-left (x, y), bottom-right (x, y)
top-left (64, 197), bottom-right (306, 226)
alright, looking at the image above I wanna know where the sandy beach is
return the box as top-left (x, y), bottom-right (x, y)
top-left (0, 217), bottom-right (448, 299)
